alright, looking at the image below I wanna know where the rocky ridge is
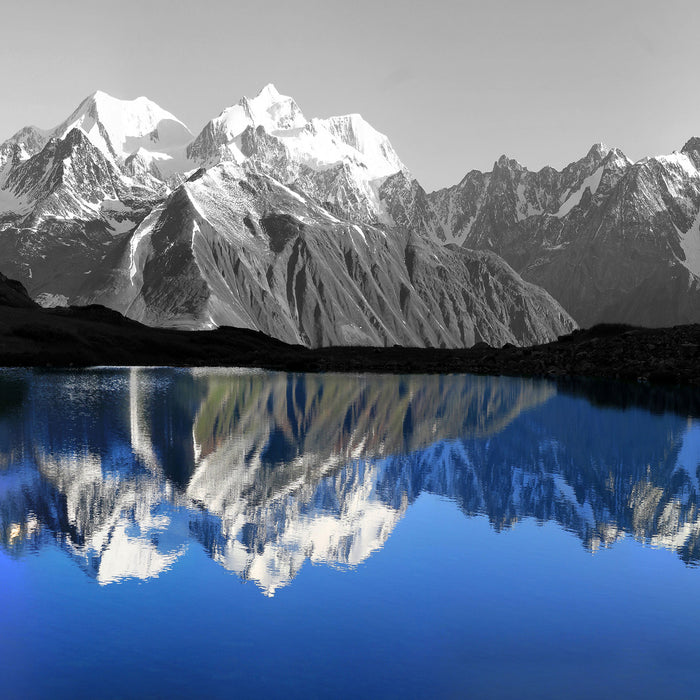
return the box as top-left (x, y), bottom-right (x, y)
top-left (427, 142), bottom-right (700, 327)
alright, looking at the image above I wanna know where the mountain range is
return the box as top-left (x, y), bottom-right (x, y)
top-left (427, 142), bottom-right (700, 327)
top-left (1, 84), bottom-right (698, 347)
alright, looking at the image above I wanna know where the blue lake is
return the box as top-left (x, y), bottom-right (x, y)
top-left (2, 368), bottom-right (700, 699)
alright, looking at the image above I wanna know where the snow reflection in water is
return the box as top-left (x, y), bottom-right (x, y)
top-left (1, 367), bottom-right (699, 595)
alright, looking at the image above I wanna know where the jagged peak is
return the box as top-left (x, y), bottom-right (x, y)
top-left (586, 142), bottom-right (613, 159)
top-left (320, 113), bottom-right (390, 142)
top-left (239, 83), bottom-right (300, 113)
top-left (253, 83), bottom-right (281, 102)
top-left (648, 151), bottom-right (698, 176)
top-left (325, 112), bottom-right (363, 124)
top-left (61, 126), bottom-right (93, 148)
top-left (578, 143), bottom-right (632, 172)
top-left (86, 89), bottom-right (114, 105)
top-left (493, 154), bottom-right (525, 172)
top-left (207, 84), bottom-right (307, 138)
top-left (603, 147), bottom-right (631, 167)
top-left (681, 137), bottom-right (700, 154)
top-left (30, 127), bottom-right (111, 168)
top-left (8, 124), bottom-right (47, 140)
top-left (0, 124), bottom-right (50, 163)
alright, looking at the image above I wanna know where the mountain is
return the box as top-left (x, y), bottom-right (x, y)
top-left (0, 87), bottom-right (575, 348)
top-left (2, 127), bottom-right (156, 222)
top-left (81, 163), bottom-right (572, 347)
top-left (4, 85), bottom-right (700, 337)
top-left (186, 83), bottom-right (406, 224)
top-left (428, 142), bottom-right (700, 327)
top-left (0, 90), bottom-right (192, 185)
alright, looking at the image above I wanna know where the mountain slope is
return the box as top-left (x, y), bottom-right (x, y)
top-left (428, 143), bottom-right (700, 327)
top-left (88, 164), bottom-right (574, 347)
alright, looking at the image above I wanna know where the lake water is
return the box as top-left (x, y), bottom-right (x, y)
top-left (2, 368), bottom-right (700, 699)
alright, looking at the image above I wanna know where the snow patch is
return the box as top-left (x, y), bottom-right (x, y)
top-left (352, 224), bottom-right (367, 244)
top-left (129, 204), bottom-right (165, 281)
top-left (555, 166), bottom-right (604, 217)
top-left (276, 181), bottom-right (306, 204)
top-left (679, 208), bottom-right (700, 277)
top-left (656, 152), bottom-right (698, 179)
top-left (0, 185), bottom-right (29, 215)
top-left (35, 293), bottom-right (69, 308)
top-left (516, 182), bottom-right (543, 221)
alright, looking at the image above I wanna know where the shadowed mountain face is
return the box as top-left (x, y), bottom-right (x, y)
top-left (1, 369), bottom-right (700, 595)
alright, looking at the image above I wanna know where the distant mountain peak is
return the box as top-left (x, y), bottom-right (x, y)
top-left (681, 136), bottom-right (700, 154)
top-left (587, 142), bottom-right (613, 159)
top-left (83, 90), bottom-right (180, 118)
top-left (71, 89), bottom-right (181, 123)
top-left (87, 88), bottom-right (126, 103)
top-left (254, 83), bottom-right (281, 101)
top-left (186, 84), bottom-right (406, 189)
top-left (493, 154), bottom-right (525, 172)
top-left (236, 84), bottom-right (307, 133)
top-left (56, 90), bottom-right (193, 162)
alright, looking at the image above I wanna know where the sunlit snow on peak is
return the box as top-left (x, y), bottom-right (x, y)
top-left (58, 90), bottom-right (193, 159)
top-left (213, 84), bottom-right (308, 139)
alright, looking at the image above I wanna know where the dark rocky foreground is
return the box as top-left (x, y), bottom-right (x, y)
top-left (0, 303), bottom-right (699, 391)
top-left (0, 271), bottom-right (699, 385)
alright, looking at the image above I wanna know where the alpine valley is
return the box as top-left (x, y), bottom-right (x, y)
top-left (3, 84), bottom-right (699, 348)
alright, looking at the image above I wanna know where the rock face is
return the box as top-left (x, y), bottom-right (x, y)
top-left (428, 143), bottom-right (700, 327)
top-left (0, 85), bottom-right (575, 347)
top-left (81, 164), bottom-right (571, 347)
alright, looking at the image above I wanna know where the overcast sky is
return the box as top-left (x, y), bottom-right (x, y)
top-left (1, 0), bottom-right (699, 190)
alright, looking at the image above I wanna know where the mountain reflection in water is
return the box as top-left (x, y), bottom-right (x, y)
top-left (1, 368), bottom-right (699, 595)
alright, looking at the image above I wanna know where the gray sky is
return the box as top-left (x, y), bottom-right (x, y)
top-left (2, 0), bottom-right (699, 191)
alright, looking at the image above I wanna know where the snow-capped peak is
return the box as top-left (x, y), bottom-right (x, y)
top-left (317, 113), bottom-right (406, 178)
top-left (210, 84), bottom-right (307, 142)
top-left (587, 142), bottom-right (613, 159)
top-left (188, 85), bottom-right (407, 184)
top-left (253, 82), bottom-right (282, 103)
top-left (54, 90), bottom-right (193, 162)
top-left (652, 151), bottom-right (699, 177)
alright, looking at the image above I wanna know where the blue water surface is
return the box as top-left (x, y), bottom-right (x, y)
top-left (1, 368), bottom-right (700, 699)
